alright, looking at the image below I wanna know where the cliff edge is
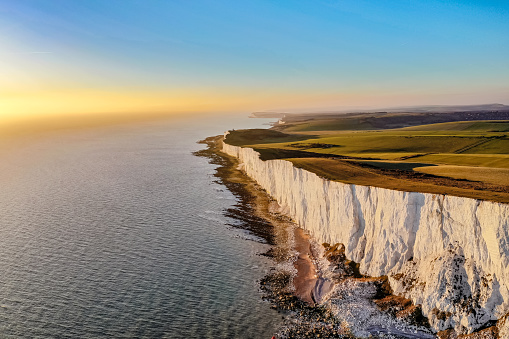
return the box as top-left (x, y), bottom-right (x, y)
top-left (222, 134), bottom-right (509, 336)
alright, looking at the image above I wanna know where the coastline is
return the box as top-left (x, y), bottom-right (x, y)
top-left (195, 135), bottom-right (343, 338)
top-left (196, 135), bottom-right (318, 283)
top-left (198, 135), bottom-right (466, 338)
top-left (197, 134), bottom-right (502, 338)
top-left (195, 135), bottom-right (319, 297)
top-left (222, 133), bottom-right (509, 337)
top-left (198, 135), bottom-right (438, 338)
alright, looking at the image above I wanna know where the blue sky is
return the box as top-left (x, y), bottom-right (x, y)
top-left (1, 0), bottom-right (508, 118)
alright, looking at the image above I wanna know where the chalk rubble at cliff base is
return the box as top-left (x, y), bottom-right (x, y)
top-left (222, 135), bottom-right (509, 336)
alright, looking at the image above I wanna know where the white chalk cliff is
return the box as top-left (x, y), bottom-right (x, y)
top-left (222, 137), bottom-right (509, 335)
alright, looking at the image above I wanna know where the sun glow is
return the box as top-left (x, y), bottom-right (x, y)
top-left (0, 88), bottom-right (259, 128)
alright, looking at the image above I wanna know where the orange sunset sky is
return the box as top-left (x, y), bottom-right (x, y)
top-left (1, 1), bottom-right (508, 125)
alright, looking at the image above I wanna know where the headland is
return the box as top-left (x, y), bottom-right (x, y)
top-left (218, 107), bottom-right (509, 338)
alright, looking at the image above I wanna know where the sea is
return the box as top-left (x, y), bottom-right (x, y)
top-left (0, 114), bottom-right (283, 338)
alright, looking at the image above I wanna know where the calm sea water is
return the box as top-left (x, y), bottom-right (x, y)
top-left (0, 115), bottom-right (282, 338)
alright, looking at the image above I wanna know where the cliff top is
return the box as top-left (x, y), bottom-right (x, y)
top-left (224, 112), bottom-right (509, 203)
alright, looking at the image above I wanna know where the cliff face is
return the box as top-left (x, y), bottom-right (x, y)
top-left (223, 139), bottom-right (509, 335)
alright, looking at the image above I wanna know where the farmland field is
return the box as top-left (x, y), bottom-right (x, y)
top-left (225, 113), bottom-right (509, 203)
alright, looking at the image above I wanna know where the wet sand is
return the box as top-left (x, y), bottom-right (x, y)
top-left (293, 228), bottom-right (318, 305)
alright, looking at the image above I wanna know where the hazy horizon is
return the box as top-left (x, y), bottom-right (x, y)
top-left (1, 1), bottom-right (508, 124)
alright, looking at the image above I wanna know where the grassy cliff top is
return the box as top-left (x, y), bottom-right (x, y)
top-left (224, 112), bottom-right (509, 203)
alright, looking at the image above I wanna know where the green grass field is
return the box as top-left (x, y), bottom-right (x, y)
top-left (224, 118), bottom-right (509, 203)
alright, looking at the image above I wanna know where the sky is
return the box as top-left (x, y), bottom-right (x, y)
top-left (1, 0), bottom-right (508, 122)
